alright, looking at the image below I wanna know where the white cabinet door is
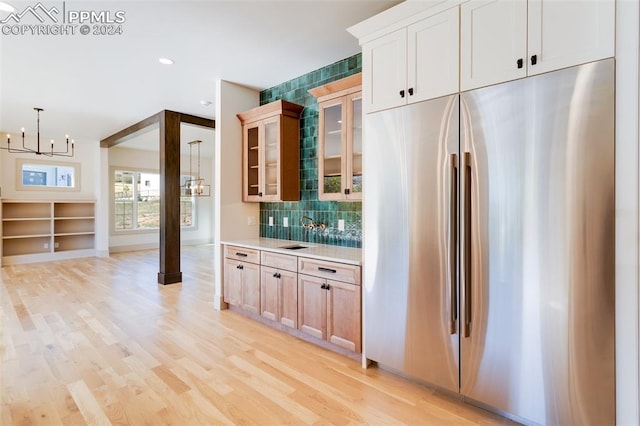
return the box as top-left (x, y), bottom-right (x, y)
top-left (461, 0), bottom-right (527, 91)
top-left (408, 6), bottom-right (460, 103)
top-left (527, 0), bottom-right (614, 76)
top-left (362, 28), bottom-right (407, 113)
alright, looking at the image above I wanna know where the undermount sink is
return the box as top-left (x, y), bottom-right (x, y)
top-left (279, 244), bottom-right (309, 250)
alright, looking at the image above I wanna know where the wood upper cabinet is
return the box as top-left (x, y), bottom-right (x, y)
top-left (362, 6), bottom-right (460, 113)
top-left (461, 0), bottom-right (614, 91)
top-left (237, 100), bottom-right (304, 202)
top-left (309, 74), bottom-right (362, 201)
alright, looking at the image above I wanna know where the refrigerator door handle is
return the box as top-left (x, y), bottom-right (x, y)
top-left (463, 152), bottom-right (472, 338)
top-left (450, 153), bottom-right (458, 335)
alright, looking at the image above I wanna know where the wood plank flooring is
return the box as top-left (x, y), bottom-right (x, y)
top-left (1, 245), bottom-right (516, 425)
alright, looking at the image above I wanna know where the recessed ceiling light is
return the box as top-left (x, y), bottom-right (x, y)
top-left (0, 2), bottom-right (16, 12)
top-left (200, 100), bottom-right (213, 107)
top-left (158, 58), bottom-right (174, 65)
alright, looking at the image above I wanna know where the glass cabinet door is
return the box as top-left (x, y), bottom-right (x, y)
top-left (262, 118), bottom-right (279, 198)
top-left (320, 101), bottom-right (345, 198)
top-left (349, 95), bottom-right (363, 198)
top-left (245, 124), bottom-right (260, 198)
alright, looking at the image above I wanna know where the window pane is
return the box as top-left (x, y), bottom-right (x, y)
top-left (137, 172), bottom-right (160, 229)
top-left (113, 170), bottom-right (196, 231)
top-left (180, 197), bottom-right (193, 226)
top-left (114, 170), bottom-right (134, 230)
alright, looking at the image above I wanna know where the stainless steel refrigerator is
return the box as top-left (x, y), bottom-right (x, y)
top-left (363, 59), bottom-right (615, 425)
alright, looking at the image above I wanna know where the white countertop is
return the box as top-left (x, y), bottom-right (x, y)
top-left (222, 238), bottom-right (362, 266)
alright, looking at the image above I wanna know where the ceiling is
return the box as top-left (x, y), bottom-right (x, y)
top-left (0, 0), bottom-right (400, 150)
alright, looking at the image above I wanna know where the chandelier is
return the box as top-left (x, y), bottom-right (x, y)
top-left (181, 140), bottom-right (210, 197)
top-left (2, 107), bottom-right (74, 157)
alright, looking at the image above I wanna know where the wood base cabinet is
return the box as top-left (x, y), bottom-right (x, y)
top-left (261, 266), bottom-right (297, 328)
top-left (297, 257), bottom-right (362, 353)
top-left (223, 245), bottom-right (260, 314)
top-left (223, 243), bottom-right (361, 354)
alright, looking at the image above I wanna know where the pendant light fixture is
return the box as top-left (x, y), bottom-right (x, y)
top-left (181, 140), bottom-right (210, 197)
top-left (2, 107), bottom-right (74, 157)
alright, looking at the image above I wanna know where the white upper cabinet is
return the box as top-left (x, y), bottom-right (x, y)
top-left (408, 7), bottom-right (460, 105)
top-left (461, 0), bottom-right (615, 91)
top-left (527, 0), bottom-right (614, 76)
top-left (363, 7), bottom-right (460, 113)
top-left (362, 28), bottom-right (407, 113)
top-left (460, 0), bottom-right (527, 91)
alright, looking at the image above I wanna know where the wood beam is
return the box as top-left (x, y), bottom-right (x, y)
top-left (101, 109), bottom-right (213, 285)
top-left (99, 113), bottom-right (161, 148)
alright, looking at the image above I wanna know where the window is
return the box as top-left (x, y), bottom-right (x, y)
top-left (16, 158), bottom-right (80, 191)
top-left (113, 169), bottom-right (194, 231)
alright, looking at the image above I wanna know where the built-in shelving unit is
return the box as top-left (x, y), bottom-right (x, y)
top-left (1, 200), bottom-right (96, 265)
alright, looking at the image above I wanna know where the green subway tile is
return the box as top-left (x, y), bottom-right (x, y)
top-left (258, 53), bottom-right (362, 247)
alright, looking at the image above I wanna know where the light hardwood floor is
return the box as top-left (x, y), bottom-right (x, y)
top-left (1, 245), bottom-right (516, 425)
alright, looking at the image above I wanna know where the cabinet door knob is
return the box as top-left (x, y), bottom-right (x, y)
top-left (321, 284), bottom-right (327, 290)
top-left (408, 88), bottom-right (414, 96)
top-left (399, 90), bottom-right (405, 98)
top-left (273, 272), bottom-right (278, 278)
top-left (517, 58), bottom-right (524, 69)
top-left (344, 188), bottom-right (350, 195)
top-left (237, 264), bottom-right (244, 270)
top-left (531, 54), bottom-right (538, 66)
top-left (258, 192), bottom-right (263, 197)
top-left (325, 284), bottom-right (331, 291)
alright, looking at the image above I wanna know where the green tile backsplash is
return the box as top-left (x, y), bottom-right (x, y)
top-left (259, 54), bottom-right (362, 248)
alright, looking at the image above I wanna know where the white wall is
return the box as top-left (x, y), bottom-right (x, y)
top-left (108, 146), bottom-right (214, 251)
top-left (0, 138), bottom-right (99, 201)
top-left (213, 80), bottom-right (260, 309)
top-left (616, 1), bottom-right (640, 424)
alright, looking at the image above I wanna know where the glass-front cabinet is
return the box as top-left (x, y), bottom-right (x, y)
top-left (310, 73), bottom-right (362, 201)
top-left (238, 100), bottom-right (303, 202)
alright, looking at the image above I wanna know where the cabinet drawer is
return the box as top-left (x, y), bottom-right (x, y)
top-left (298, 258), bottom-right (360, 285)
top-left (261, 251), bottom-right (297, 272)
top-left (225, 245), bottom-right (260, 264)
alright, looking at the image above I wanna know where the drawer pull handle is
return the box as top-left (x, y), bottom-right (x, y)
top-left (318, 267), bottom-right (337, 274)
top-left (236, 252), bottom-right (248, 257)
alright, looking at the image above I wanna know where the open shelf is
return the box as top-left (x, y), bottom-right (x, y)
top-left (2, 200), bottom-right (96, 264)
top-left (2, 202), bottom-right (51, 219)
top-left (54, 234), bottom-right (94, 252)
top-left (3, 236), bottom-right (51, 256)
